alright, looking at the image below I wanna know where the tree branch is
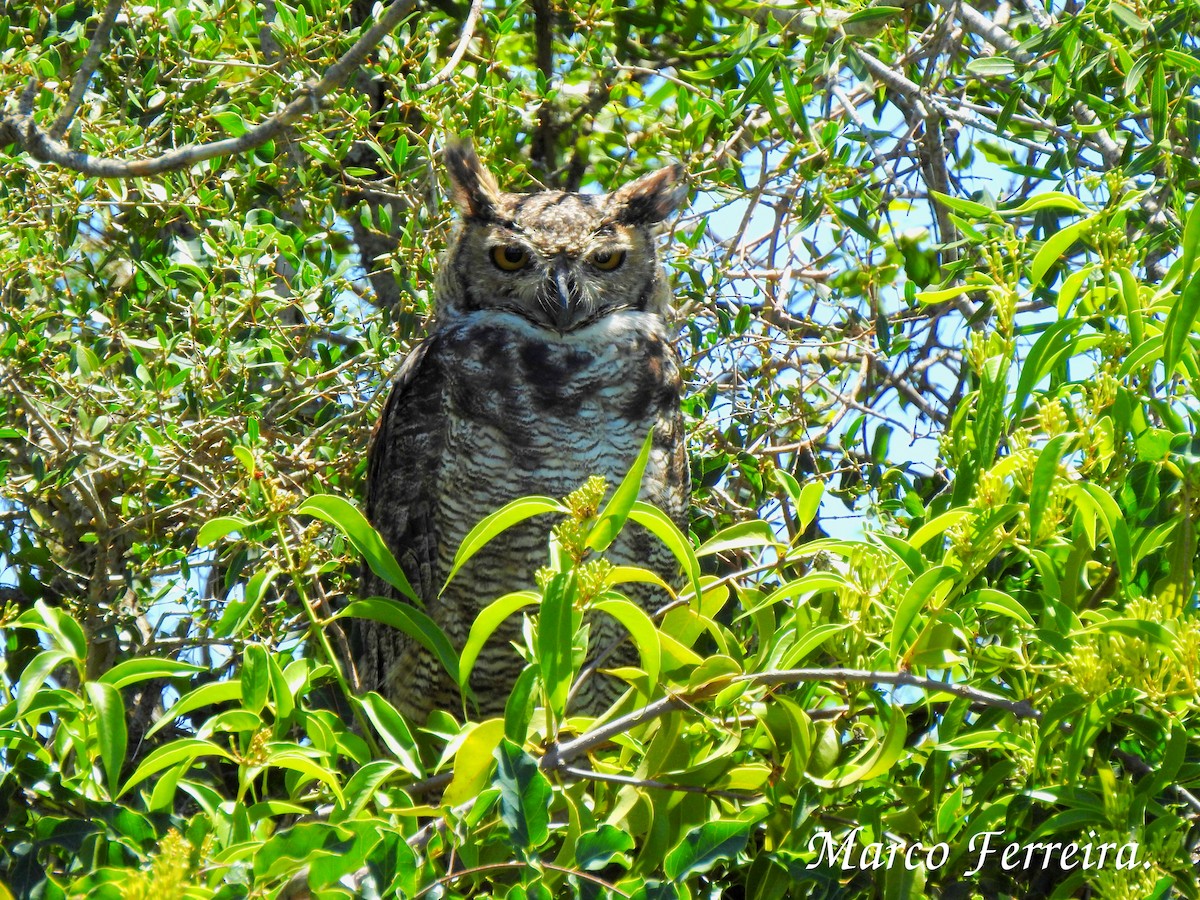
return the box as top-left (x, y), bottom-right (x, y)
top-left (51, 0), bottom-right (125, 139)
top-left (413, 0), bottom-right (484, 92)
top-left (3, 0), bottom-right (419, 177)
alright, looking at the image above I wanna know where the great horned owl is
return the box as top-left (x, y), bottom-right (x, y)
top-left (355, 142), bottom-right (689, 721)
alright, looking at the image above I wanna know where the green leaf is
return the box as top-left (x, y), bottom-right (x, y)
top-left (504, 665), bottom-right (539, 743)
top-left (196, 515), bottom-right (251, 547)
top-left (1028, 434), bottom-right (1073, 539)
top-left (795, 479), bottom-right (824, 531)
top-left (17, 650), bottom-right (73, 715)
top-left (148, 681), bottom-right (243, 738)
top-left (493, 739), bottom-right (552, 849)
top-left (998, 191), bottom-right (1089, 216)
top-left (458, 591), bottom-right (540, 694)
top-left (889, 566), bottom-right (957, 657)
top-left (628, 501), bottom-right (703, 605)
top-left (84, 681), bottom-right (127, 794)
top-left (593, 593), bottom-right (662, 688)
top-left (1067, 483), bottom-right (1133, 586)
top-left (1151, 59), bottom-right (1166, 144)
top-left (777, 623), bottom-right (848, 668)
top-left (19, 601), bottom-right (87, 661)
top-left (908, 510), bottom-right (972, 551)
top-left (333, 760), bottom-right (404, 824)
top-left (444, 718), bottom-right (507, 807)
top-left (296, 495), bottom-right (420, 604)
top-left (120, 739), bottom-right (236, 797)
top-left (339, 598), bottom-right (460, 690)
top-left (576, 824), bottom-right (635, 871)
top-left (965, 56), bottom-right (1016, 77)
top-left (967, 588), bottom-right (1034, 626)
top-left (98, 658), bottom-right (206, 689)
top-left (537, 572), bottom-right (577, 714)
top-left (241, 644), bottom-right (269, 714)
top-left (664, 820), bottom-right (751, 881)
top-left (443, 496), bottom-right (566, 591)
top-left (810, 705), bottom-right (907, 788)
top-left (1029, 214), bottom-right (1097, 290)
top-left (214, 565), bottom-right (278, 638)
top-left (1164, 202), bottom-right (1200, 375)
top-left (587, 429), bottom-right (653, 551)
top-left (264, 752), bottom-right (345, 806)
top-left (930, 191), bottom-right (993, 219)
top-left (695, 520), bottom-right (777, 557)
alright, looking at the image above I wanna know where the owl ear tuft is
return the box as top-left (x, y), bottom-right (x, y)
top-left (445, 140), bottom-right (503, 219)
top-left (608, 164), bottom-right (688, 225)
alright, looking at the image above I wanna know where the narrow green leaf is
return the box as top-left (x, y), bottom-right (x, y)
top-left (889, 566), bottom-right (957, 657)
top-left (967, 588), bottom-right (1034, 626)
top-left (965, 56), bottom-right (1016, 76)
top-left (296, 494), bottom-right (419, 604)
top-left (148, 681), bottom-right (242, 738)
top-left (695, 520), bottom-right (777, 557)
top-left (443, 496), bottom-right (566, 591)
top-left (339, 598), bottom-right (460, 689)
top-left (1028, 434), bottom-right (1073, 540)
top-left (908, 510), bottom-right (972, 551)
top-left (973, 354), bottom-right (1009, 467)
top-left (537, 573), bottom-right (577, 714)
top-left (1069, 483), bottom-right (1133, 586)
top-left (504, 665), bottom-right (539, 743)
top-left (85, 682), bottom-right (127, 793)
top-left (1116, 267), bottom-right (1144, 346)
top-left (20, 601), bottom-right (87, 661)
top-left (494, 739), bottom-right (552, 849)
top-left (1151, 60), bottom-right (1166, 144)
top-left (1030, 215), bottom-right (1097, 290)
top-left (998, 191), bottom-right (1089, 216)
top-left (332, 760), bottom-right (404, 824)
top-left (1164, 203), bottom-right (1200, 374)
top-left (120, 739), bottom-right (236, 797)
top-left (98, 658), bottom-right (207, 689)
top-left (930, 191), bottom-right (993, 219)
top-left (214, 565), bottom-right (278, 638)
top-left (594, 593), bottom-right (662, 688)
top-left (628, 501), bottom-right (702, 605)
top-left (262, 753), bottom-right (345, 806)
top-left (458, 591), bottom-right (540, 692)
top-left (17, 650), bottom-right (73, 715)
top-left (777, 623), bottom-right (848, 668)
top-left (588, 430), bottom-right (653, 552)
top-left (241, 644), bottom-right (269, 715)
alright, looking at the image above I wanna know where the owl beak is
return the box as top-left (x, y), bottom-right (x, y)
top-left (550, 257), bottom-right (578, 328)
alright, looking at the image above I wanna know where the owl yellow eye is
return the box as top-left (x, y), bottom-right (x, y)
top-left (491, 245), bottom-right (531, 271)
top-left (589, 249), bottom-right (626, 271)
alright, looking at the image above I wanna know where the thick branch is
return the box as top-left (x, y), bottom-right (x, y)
top-left (51, 0), bottom-right (125, 138)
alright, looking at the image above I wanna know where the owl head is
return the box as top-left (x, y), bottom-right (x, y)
top-left (435, 141), bottom-right (688, 331)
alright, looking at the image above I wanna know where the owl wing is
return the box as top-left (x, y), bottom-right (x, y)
top-left (353, 336), bottom-right (449, 698)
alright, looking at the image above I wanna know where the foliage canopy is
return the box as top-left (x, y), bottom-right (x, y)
top-left (1, 0), bottom-right (1199, 896)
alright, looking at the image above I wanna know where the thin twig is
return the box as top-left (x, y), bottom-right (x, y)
top-left (413, 0), bottom-right (484, 92)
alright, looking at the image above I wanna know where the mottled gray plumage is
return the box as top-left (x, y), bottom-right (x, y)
top-left (355, 142), bottom-right (689, 721)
